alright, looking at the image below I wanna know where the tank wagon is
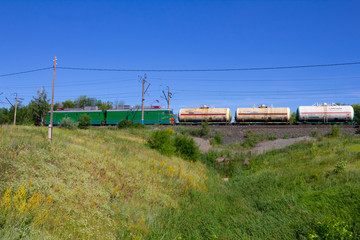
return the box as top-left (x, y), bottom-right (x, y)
top-left (45, 107), bottom-right (105, 126)
top-left (178, 105), bottom-right (231, 124)
top-left (297, 103), bottom-right (354, 124)
top-left (235, 104), bottom-right (291, 124)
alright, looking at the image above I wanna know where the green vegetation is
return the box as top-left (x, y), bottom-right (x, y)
top-left (290, 111), bottom-right (297, 124)
top-left (117, 119), bottom-right (145, 129)
top-left (331, 124), bottom-right (341, 137)
top-left (267, 134), bottom-right (278, 140)
top-left (147, 129), bottom-right (176, 156)
top-left (77, 114), bottom-right (91, 129)
top-left (1, 126), bottom-right (359, 239)
top-left (147, 129), bottom-right (199, 161)
top-left (226, 131), bottom-right (271, 150)
top-left (59, 117), bottom-right (78, 130)
top-left (174, 134), bottom-right (200, 161)
top-left (308, 217), bottom-right (354, 240)
top-left (352, 103), bottom-right (360, 124)
top-left (210, 131), bottom-right (223, 145)
top-left (176, 122), bottom-right (210, 138)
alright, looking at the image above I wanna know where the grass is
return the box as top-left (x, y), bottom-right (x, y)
top-left (1, 125), bottom-right (359, 239)
top-left (0, 125), bottom-right (207, 239)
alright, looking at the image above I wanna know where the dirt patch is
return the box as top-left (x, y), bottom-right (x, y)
top-left (193, 137), bottom-right (212, 152)
top-left (193, 135), bottom-right (316, 156)
top-left (247, 136), bottom-right (316, 155)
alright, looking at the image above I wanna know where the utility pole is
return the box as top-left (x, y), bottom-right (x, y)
top-left (12, 93), bottom-right (24, 125)
top-left (162, 86), bottom-right (172, 109)
top-left (13, 94), bottom-right (18, 125)
top-left (48, 56), bottom-right (57, 141)
top-left (139, 74), bottom-right (150, 125)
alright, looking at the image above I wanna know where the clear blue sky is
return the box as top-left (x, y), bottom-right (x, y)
top-left (1, 0), bottom-right (359, 116)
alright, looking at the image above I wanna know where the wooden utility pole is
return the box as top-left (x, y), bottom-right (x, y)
top-left (167, 87), bottom-right (171, 109)
top-left (48, 56), bottom-right (57, 141)
top-left (139, 74), bottom-right (150, 125)
top-left (13, 93), bottom-right (24, 125)
top-left (13, 94), bottom-right (18, 125)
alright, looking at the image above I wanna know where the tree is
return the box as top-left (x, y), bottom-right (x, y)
top-left (290, 112), bottom-right (297, 124)
top-left (53, 102), bottom-right (60, 110)
top-left (352, 104), bottom-right (360, 124)
top-left (28, 89), bottom-right (50, 126)
top-left (96, 100), bottom-right (113, 110)
top-left (74, 95), bottom-right (97, 108)
top-left (0, 108), bottom-right (10, 124)
top-left (9, 104), bottom-right (33, 125)
top-left (62, 100), bottom-right (75, 108)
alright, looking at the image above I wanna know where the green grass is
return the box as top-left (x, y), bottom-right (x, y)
top-left (1, 125), bottom-right (359, 239)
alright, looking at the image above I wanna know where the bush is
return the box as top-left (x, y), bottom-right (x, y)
top-left (331, 124), bottom-right (341, 137)
top-left (333, 160), bottom-right (347, 174)
top-left (78, 114), bottom-right (91, 129)
top-left (174, 134), bottom-right (199, 161)
top-left (188, 122), bottom-right (210, 137)
top-left (59, 117), bottom-right (78, 130)
top-left (268, 134), bottom-right (278, 140)
top-left (308, 217), bottom-right (354, 240)
top-left (147, 129), bottom-right (176, 156)
top-left (199, 122), bottom-right (210, 137)
top-left (210, 132), bottom-right (223, 145)
top-left (117, 119), bottom-right (145, 129)
top-left (310, 130), bottom-right (318, 138)
top-left (202, 150), bottom-right (235, 177)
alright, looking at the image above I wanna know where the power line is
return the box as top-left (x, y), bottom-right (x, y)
top-left (0, 67), bottom-right (52, 77)
top-left (1, 60), bottom-right (360, 78)
top-left (57, 61), bottom-right (360, 72)
top-left (158, 76), bottom-right (360, 82)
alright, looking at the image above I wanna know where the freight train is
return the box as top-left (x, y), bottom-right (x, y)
top-left (45, 103), bottom-right (356, 126)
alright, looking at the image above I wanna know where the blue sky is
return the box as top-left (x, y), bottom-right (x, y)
top-left (1, 0), bottom-right (359, 116)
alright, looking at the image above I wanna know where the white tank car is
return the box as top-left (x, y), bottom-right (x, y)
top-left (178, 105), bottom-right (231, 123)
top-left (297, 103), bottom-right (354, 123)
top-left (235, 104), bottom-right (291, 123)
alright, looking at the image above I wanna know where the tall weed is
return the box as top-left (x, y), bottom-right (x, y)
top-left (59, 117), bottom-right (78, 130)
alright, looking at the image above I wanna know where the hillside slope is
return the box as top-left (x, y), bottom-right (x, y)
top-left (0, 126), bottom-right (208, 239)
top-left (0, 126), bottom-right (359, 239)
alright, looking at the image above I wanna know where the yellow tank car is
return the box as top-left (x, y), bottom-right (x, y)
top-left (178, 105), bottom-right (231, 123)
top-left (235, 104), bottom-right (291, 123)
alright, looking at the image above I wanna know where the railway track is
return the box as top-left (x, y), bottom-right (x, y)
top-left (175, 124), bottom-right (358, 129)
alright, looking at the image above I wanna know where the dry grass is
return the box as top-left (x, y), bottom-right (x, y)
top-left (0, 125), bottom-right (208, 239)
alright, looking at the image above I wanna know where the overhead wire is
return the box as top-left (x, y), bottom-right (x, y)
top-left (0, 67), bottom-right (52, 77)
top-left (56, 61), bottom-right (360, 72)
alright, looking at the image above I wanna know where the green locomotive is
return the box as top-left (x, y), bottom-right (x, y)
top-left (45, 106), bottom-right (174, 126)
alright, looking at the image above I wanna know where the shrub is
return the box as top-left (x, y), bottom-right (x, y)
top-left (331, 124), bottom-right (341, 137)
top-left (188, 122), bottom-right (210, 137)
top-left (147, 129), bottom-right (175, 156)
top-left (308, 217), bottom-right (354, 240)
top-left (210, 132), bottom-right (223, 145)
top-left (310, 130), bottom-right (318, 138)
top-left (59, 117), bottom-right (78, 130)
top-left (78, 114), bottom-right (91, 129)
top-left (282, 135), bottom-right (289, 139)
top-left (199, 122), bottom-right (210, 137)
top-left (174, 134), bottom-right (199, 161)
top-left (333, 160), bottom-right (347, 174)
top-left (268, 134), bottom-right (278, 140)
top-left (117, 119), bottom-right (145, 129)
top-left (202, 150), bottom-right (235, 177)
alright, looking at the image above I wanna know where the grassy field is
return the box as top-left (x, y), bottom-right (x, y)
top-left (0, 125), bottom-right (359, 239)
